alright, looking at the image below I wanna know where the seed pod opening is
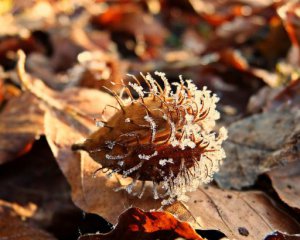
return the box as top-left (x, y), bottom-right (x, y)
top-left (72, 72), bottom-right (227, 204)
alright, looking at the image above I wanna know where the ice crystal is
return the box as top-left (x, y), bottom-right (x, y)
top-left (159, 158), bottom-right (174, 166)
top-left (138, 151), bottom-right (158, 160)
top-left (129, 82), bottom-right (145, 97)
top-left (96, 120), bottom-right (105, 128)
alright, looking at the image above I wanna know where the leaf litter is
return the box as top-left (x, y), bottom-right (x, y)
top-left (1, 1), bottom-right (300, 239)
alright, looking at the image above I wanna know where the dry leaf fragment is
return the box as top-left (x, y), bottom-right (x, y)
top-left (0, 92), bottom-right (44, 164)
top-left (215, 109), bottom-right (300, 189)
top-left (267, 161), bottom-right (300, 210)
top-left (78, 207), bottom-right (203, 240)
top-left (264, 231), bottom-right (300, 240)
top-left (166, 186), bottom-right (300, 240)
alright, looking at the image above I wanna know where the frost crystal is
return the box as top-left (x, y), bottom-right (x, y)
top-left (96, 120), bottom-right (105, 128)
top-left (144, 115), bottom-right (157, 142)
top-left (105, 153), bottom-right (129, 160)
top-left (143, 73), bottom-right (158, 94)
top-left (105, 141), bottom-right (115, 150)
top-left (155, 71), bottom-right (171, 96)
top-left (138, 151), bottom-right (158, 160)
top-left (129, 82), bottom-right (144, 97)
top-left (123, 162), bottom-right (143, 177)
top-left (159, 158), bottom-right (174, 166)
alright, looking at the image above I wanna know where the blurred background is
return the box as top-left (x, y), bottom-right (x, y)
top-left (1, 0), bottom-right (299, 123)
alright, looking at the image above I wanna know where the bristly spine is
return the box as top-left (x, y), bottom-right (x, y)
top-left (72, 72), bottom-right (227, 205)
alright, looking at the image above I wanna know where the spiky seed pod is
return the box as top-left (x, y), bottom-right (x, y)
top-left (72, 72), bottom-right (227, 204)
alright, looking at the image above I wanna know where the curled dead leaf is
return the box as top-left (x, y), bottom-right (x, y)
top-left (78, 207), bottom-right (203, 240)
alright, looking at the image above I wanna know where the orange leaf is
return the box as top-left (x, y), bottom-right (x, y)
top-left (78, 207), bottom-right (203, 240)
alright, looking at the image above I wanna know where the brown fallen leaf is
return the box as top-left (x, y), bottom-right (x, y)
top-left (0, 82), bottom-right (119, 167)
top-left (44, 103), bottom-right (162, 225)
top-left (0, 92), bottom-right (44, 164)
top-left (264, 231), bottom-right (300, 240)
top-left (78, 207), bottom-right (203, 240)
top-left (0, 200), bottom-right (56, 240)
top-left (166, 185), bottom-right (300, 240)
top-left (0, 49), bottom-right (122, 165)
top-left (215, 109), bottom-right (300, 189)
top-left (267, 161), bottom-right (300, 210)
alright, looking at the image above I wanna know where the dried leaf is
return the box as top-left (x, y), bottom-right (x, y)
top-left (264, 231), bottom-right (300, 240)
top-left (166, 186), bottom-right (300, 240)
top-left (215, 109), bottom-right (300, 189)
top-left (0, 92), bottom-right (44, 164)
top-left (78, 207), bottom-right (203, 240)
top-left (267, 161), bottom-right (300, 210)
